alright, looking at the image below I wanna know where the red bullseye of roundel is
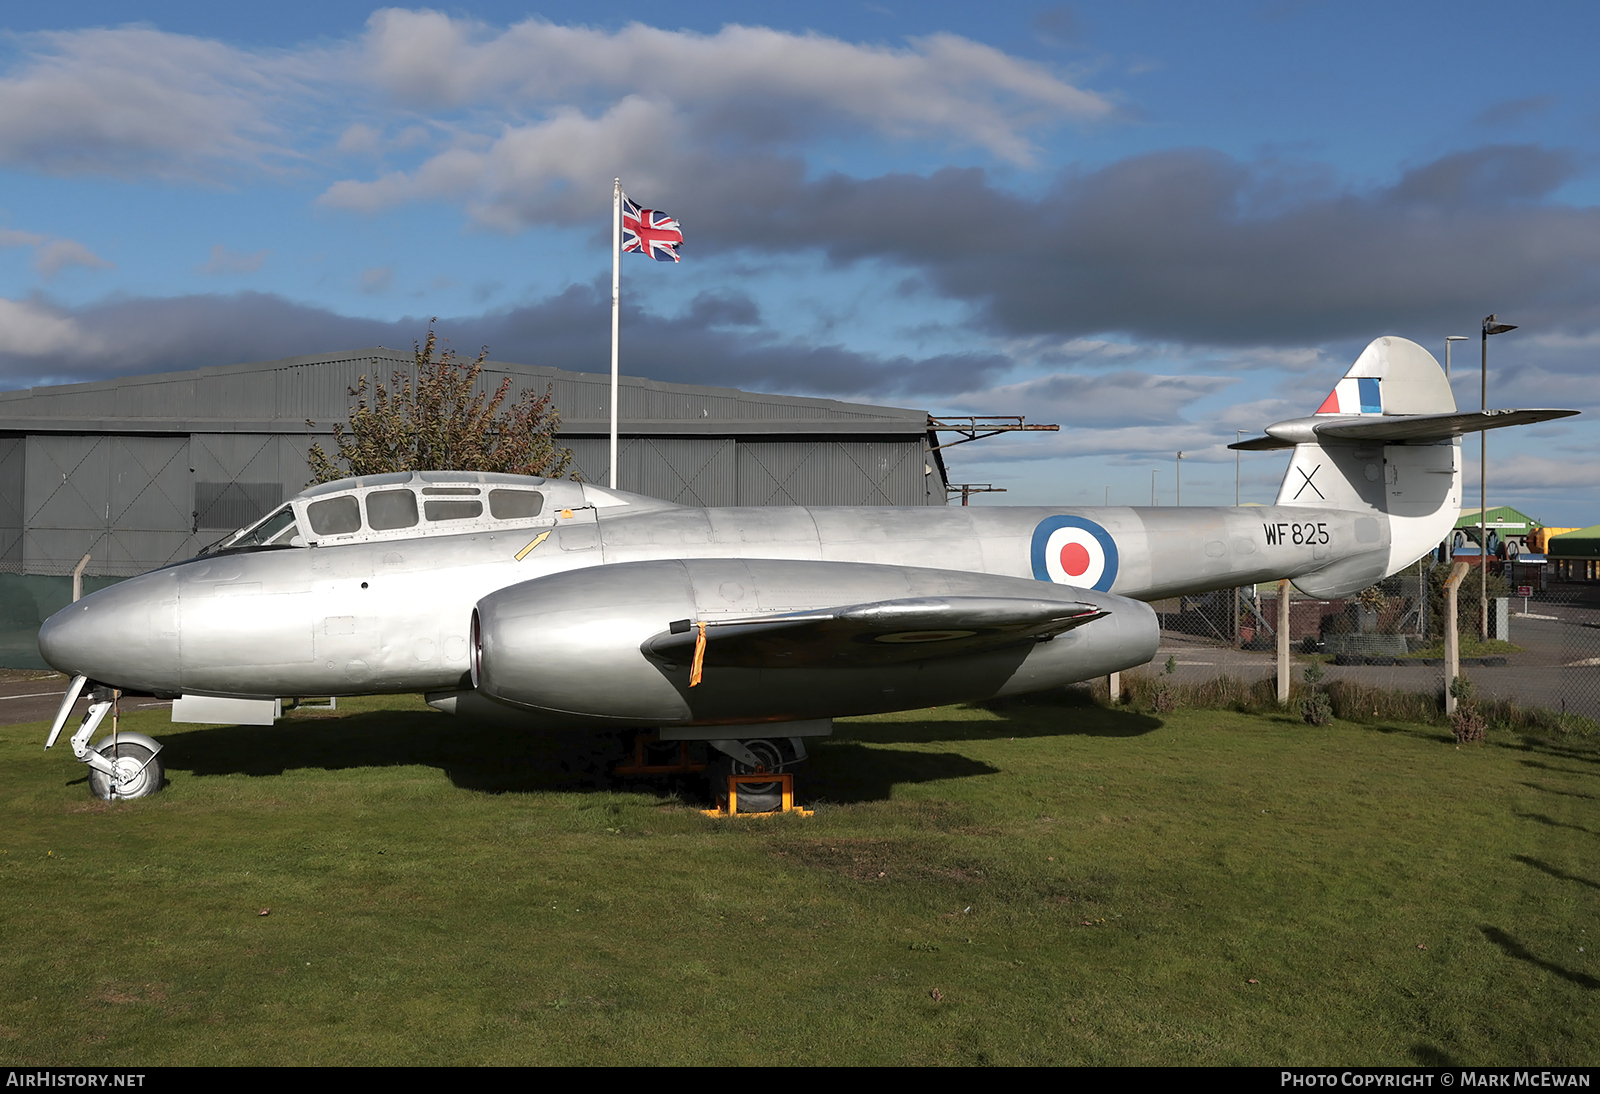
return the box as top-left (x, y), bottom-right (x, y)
top-left (1059, 541), bottom-right (1092, 577)
top-left (1030, 515), bottom-right (1119, 592)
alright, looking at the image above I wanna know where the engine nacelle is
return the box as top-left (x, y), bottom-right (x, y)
top-left (470, 558), bottom-right (1158, 727)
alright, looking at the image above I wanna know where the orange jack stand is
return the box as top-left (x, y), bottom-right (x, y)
top-left (615, 731), bottom-right (708, 776)
top-left (701, 772), bottom-right (814, 818)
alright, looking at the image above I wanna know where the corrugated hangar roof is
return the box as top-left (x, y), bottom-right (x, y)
top-left (0, 349), bottom-right (930, 437)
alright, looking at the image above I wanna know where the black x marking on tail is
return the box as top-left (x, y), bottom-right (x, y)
top-left (1294, 464), bottom-right (1325, 500)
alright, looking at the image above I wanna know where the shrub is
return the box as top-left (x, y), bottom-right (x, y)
top-left (1301, 691), bottom-right (1333, 726)
top-left (1451, 704), bottom-right (1487, 744)
top-left (1448, 675), bottom-right (1485, 744)
top-left (1105, 668), bottom-right (1597, 741)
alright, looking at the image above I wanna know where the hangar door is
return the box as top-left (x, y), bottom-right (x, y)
top-left (24, 436), bottom-right (192, 576)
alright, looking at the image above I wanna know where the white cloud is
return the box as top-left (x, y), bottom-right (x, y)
top-left (320, 11), bottom-right (1112, 226)
top-left (34, 239), bottom-right (113, 278)
top-left (321, 96), bottom-right (687, 225)
top-left (0, 227), bottom-right (113, 278)
top-left (0, 228), bottom-right (46, 249)
top-left (335, 123), bottom-right (383, 156)
top-left (356, 11), bottom-right (1110, 160)
top-left (1463, 452), bottom-right (1600, 492)
top-left (0, 26), bottom-right (309, 179)
top-left (0, 13), bottom-right (1109, 224)
top-left (360, 266), bottom-right (394, 293)
top-left (0, 298), bottom-right (107, 357)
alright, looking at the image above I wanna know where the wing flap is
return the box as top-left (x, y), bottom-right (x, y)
top-left (642, 595), bottom-right (1110, 668)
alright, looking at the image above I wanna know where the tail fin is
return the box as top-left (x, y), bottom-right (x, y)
top-left (1312, 335), bottom-right (1456, 417)
top-left (1233, 335), bottom-right (1576, 453)
top-left (1231, 336), bottom-right (1572, 597)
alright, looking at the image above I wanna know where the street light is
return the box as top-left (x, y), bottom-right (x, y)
top-left (1234, 429), bottom-right (1247, 646)
top-left (1235, 430), bottom-right (1246, 505)
top-left (1445, 335), bottom-right (1467, 378)
top-left (1151, 469), bottom-right (1158, 506)
top-left (1480, 314), bottom-right (1517, 640)
top-left (1175, 451), bottom-right (1184, 505)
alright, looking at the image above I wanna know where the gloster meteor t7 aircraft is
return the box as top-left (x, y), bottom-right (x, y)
top-left (38, 337), bottom-right (1575, 803)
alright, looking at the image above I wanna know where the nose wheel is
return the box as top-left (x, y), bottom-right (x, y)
top-left (87, 740), bottom-right (164, 801)
top-left (44, 679), bottom-right (166, 801)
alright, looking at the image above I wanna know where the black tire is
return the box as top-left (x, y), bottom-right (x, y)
top-left (708, 739), bottom-right (789, 813)
top-left (88, 742), bottom-right (164, 801)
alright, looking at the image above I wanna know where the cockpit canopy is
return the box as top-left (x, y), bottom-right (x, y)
top-left (204, 471), bottom-right (593, 555)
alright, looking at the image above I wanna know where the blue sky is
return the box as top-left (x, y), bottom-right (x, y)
top-left (2, 2), bottom-right (1598, 523)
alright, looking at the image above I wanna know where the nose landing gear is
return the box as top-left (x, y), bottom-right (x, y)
top-left (44, 676), bottom-right (165, 801)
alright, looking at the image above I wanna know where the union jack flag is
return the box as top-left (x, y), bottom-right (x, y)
top-left (622, 196), bottom-right (683, 262)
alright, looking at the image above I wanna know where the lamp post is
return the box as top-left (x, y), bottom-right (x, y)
top-left (1175, 451), bottom-right (1184, 505)
top-left (1151, 469), bottom-right (1158, 506)
top-left (1235, 430), bottom-right (1246, 505)
top-left (1235, 429), bottom-right (1246, 646)
top-left (1480, 314), bottom-right (1517, 639)
top-left (1445, 335), bottom-right (1467, 378)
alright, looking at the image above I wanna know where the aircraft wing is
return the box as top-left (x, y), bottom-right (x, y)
top-left (642, 595), bottom-right (1110, 669)
top-left (1230, 408), bottom-right (1579, 450)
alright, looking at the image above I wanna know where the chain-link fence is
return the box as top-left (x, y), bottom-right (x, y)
top-left (0, 573), bottom-right (126, 669)
top-left (1137, 562), bottom-right (1600, 723)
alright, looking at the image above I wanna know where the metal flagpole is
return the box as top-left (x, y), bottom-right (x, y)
top-left (611, 178), bottom-right (621, 490)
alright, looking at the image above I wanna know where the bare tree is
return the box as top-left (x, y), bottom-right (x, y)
top-left (308, 323), bottom-right (576, 484)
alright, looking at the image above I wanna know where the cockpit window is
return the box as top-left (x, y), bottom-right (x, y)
top-left (308, 495), bottom-right (361, 536)
top-left (366, 489), bottom-right (419, 530)
top-left (489, 490), bottom-right (544, 519)
top-left (425, 499), bottom-right (484, 522)
top-left (228, 506), bottom-right (300, 549)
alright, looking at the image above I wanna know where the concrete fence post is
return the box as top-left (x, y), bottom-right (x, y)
top-left (71, 552), bottom-right (91, 604)
top-left (1277, 578), bottom-right (1292, 704)
top-left (1443, 561), bottom-right (1471, 714)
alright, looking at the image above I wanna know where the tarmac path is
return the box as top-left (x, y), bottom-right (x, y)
top-left (0, 670), bottom-right (171, 728)
top-left (1136, 604), bottom-right (1600, 720)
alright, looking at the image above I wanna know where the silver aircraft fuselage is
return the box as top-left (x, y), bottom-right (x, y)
top-left (39, 470), bottom-right (1403, 729)
top-left (41, 335), bottom-right (1581, 805)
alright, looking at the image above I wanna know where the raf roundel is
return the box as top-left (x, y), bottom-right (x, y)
top-left (1030, 515), bottom-right (1119, 592)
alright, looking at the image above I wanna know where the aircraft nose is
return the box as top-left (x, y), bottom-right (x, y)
top-left (38, 570), bottom-right (180, 693)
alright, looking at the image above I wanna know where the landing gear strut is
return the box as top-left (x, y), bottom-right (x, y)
top-left (45, 676), bottom-right (165, 801)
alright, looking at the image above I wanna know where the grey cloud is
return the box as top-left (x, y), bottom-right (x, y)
top-left (198, 244), bottom-right (268, 276)
top-left (1389, 145), bottom-right (1575, 206)
top-left (667, 144), bottom-right (1600, 347)
top-left (942, 370), bottom-right (1238, 429)
top-left (1473, 96), bottom-right (1556, 128)
top-left (0, 286), bottom-right (1010, 404)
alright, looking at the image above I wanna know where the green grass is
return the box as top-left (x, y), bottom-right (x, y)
top-left (1402, 637), bottom-right (1523, 659)
top-left (1, 690), bottom-right (1595, 1065)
